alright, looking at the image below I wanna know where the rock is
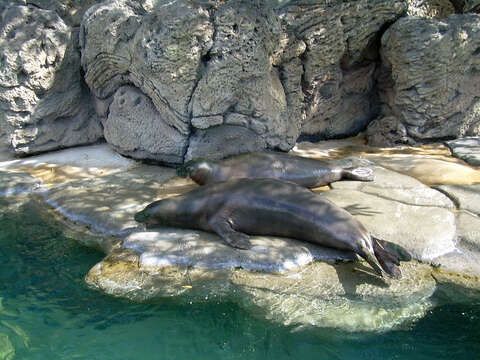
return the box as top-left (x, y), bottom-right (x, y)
top-left (40, 165), bottom-right (177, 235)
top-left (321, 189), bottom-right (456, 262)
top-left (431, 211), bottom-right (480, 294)
top-left (434, 184), bottom-right (480, 214)
top-left (407, 0), bottom-right (456, 18)
top-left (445, 137), bottom-right (480, 166)
top-left (0, 333), bottom-right (15, 360)
top-left (86, 247), bottom-right (437, 332)
top-left (330, 160), bottom-right (455, 207)
top-left (123, 230), bottom-right (355, 273)
top-left (0, 170), bottom-right (40, 196)
top-left (366, 155), bottom-right (480, 185)
top-left (0, 5), bottom-right (103, 155)
top-left (465, 0), bottom-right (480, 12)
top-left (185, 125), bottom-right (267, 161)
top-left (282, 0), bottom-right (405, 139)
top-left (2, 140), bottom-right (479, 332)
top-left (78, 0), bottom-right (407, 162)
top-left (80, 0), bottom-right (213, 136)
top-left (189, 0), bottom-right (299, 151)
top-left (233, 261), bottom-right (436, 332)
top-left (104, 86), bottom-right (188, 164)
top-left (368, 15), bottom-right (480, 146)
top-left (0, 144), bottom-right (137, 184)
top-left (1, 0), bottom-right (102, 27)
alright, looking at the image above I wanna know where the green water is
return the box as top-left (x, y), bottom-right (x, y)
top-left (0, 198), bottom-right (479, 360)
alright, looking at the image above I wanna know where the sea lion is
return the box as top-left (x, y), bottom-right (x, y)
top-left (135, 178), bottom-right (402, 278)
top-left (177, 151), bottom-right (374, 187)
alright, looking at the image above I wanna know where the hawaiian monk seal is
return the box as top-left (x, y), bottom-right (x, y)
top-left (177, 151), bottom-right (374, 187)
top-left (134, 178), bottom-right (402, 278)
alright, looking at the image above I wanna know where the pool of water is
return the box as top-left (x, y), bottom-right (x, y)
top-left (0, 197), bottom-right (479, 360)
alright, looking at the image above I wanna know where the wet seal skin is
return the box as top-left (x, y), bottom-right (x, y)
top-left (135, 178), bottom-right (406, 279)
top-left (177, 151), bottom-right (375, 187)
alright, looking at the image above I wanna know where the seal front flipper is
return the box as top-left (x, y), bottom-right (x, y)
top-left (208, 213), bottom-right (252, 250)
top-left (343, 167), bottom-right (375, 182)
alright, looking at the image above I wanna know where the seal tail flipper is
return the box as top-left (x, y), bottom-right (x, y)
top-left (372, 237), bottom-right (403, 279)
top-left (343, 167), bottom-right (375, 182)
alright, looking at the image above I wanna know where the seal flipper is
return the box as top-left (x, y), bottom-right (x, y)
top-left (343, 167), bottom-right (375, 182)
top-left (208, 214), bottom-right (252, 250)
top-left (372, 237), bottom-right (402, 279)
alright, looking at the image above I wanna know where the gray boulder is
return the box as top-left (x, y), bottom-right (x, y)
top-left (367, 14), bottom-right (480, 146)
top-left (406, 0), bottom-right (456, 18)
top-left (445, 137), bottom-right (480, 166)
top-left (79, 0), bottom-right (406, 162)
top-left (104, 86), bottom-right (188, 163)
top-left (0, 4), bottom-right (103, 155)
top-left (280, 0), bottom-right (406, 139)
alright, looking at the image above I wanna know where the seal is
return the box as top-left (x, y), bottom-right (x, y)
top-left (135, 178), bottom-right (403, 278)
top-left (177, 151), bottom-right (374, 187)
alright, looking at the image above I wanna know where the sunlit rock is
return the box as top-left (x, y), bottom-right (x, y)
top-left (434, 184), bottom-right (480, 214)
top-left (0, 171), bottom-right (40, 196)
top-left (330, 160), bottom-right (454, 207)
top-left (446, 137), bottom-right (480, 166)
top-left (321, 190), bottom-right (456, 262)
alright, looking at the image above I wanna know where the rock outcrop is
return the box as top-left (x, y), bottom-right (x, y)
top-left (0, 4), bottom-right (103, 155)
top-left (78, 0), bottom-right (406, 162)
top-left (367, 14), bottom-right (480, 146)
top-left (1, 0), bottom-right (480, 162)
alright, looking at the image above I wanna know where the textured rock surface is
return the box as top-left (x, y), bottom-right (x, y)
top-left (406, 0), bottom-right (456, 17)
top-left (321, 189), bottom-right (456, 261)
top-left (0, 4), bottom-right (103, 154)
top-left (123, 230), bottom-right (355, 272)
top-left (435, 184), bottom-right (480, 214)
top-left (367, 15), bottom-right (480, 146)
top-left (79, 0), bottom-right (406, 162)
top-left (0, 170), bottom-right (40, 196)
top-left (41, 166), bottom-right (177, 235)
top-left (104, 86), bottom-right (188, 163)
top-left (446, 136), bottom-right (480, 165)
top-left (281, 0), bottom-right (406, 139)
top-left (330, 159), bottom-right (455, 207)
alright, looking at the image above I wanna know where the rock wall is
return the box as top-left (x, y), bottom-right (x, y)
top-left (367, 14), bottom-right (480, 146)
top-left (1, 0), bottom-right (480, 161)
top-left (79, 0), bottom-right (406, 162)
top-left (0, 3), bottom-right (103, 155)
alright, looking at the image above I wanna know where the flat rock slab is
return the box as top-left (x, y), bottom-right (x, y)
top-left (446, 137), bottom-right (480, 166)
top-left (0, 144), bottom-right (137, 184)
top-left (123, 230), bottom-right (355, 273)
top-left (366, 155), bottom-right (480, 185)
top-left (41, 166), bottom-right (177, 234)
top-left (434, 184), bottom-right (480, 215)
top-left (321, 189), bottom-right (456, 261)
top-left (0, 170), bottom-right (40, 196)
top-left (330, 160), bottom-right (454, 208)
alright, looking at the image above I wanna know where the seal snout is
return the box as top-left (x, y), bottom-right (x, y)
top-left (134, 209), bottom-right (148, 223)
